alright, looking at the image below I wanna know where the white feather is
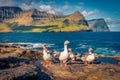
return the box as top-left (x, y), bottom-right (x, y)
top-left (59, 45), bottom-right (69, 62)
top-left (86, 54), bottom-right (95, 62)
top-left (43, 50), bottom-right (52, 60)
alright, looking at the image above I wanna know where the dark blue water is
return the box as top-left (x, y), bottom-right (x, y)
top-left (0, 32), bottom-right (120, 56)
top-left (97, 58), bottom-right (118, 64)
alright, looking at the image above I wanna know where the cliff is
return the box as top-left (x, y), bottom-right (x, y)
top-left (54, 11), bottom-right (90, 32)
top-left (88, 19), bottom-right (110, 32)
top-left (0, 6), bottom-right (22, 21)
top-left (0, 6), bottom-right (110, 32)
top-left (0, 6), bottom-right (90, 32)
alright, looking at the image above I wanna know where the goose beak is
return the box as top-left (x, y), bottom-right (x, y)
top-left (64, 40), bottom-right (70, 45)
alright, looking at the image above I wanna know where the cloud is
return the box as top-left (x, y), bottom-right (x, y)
top-left (64, 1), bottom-right (69, 5)
top-left (20, 0), bottom-right (36, 5)
top-left (46, 1), bottom-right (56, 5)
top-left (78, 2), bottom-right (84, 5)
top-left (113, 19), bottom-right (120, 24)
top-left (52, 8), bottom-right (63, 15)
top-left (39, 5), bottom-right (52, 11)
top-left (75, 6), bottom-right (83, 10)
top-left (0, 0), bottom-right (37, 10)
top-left (0, 0), bottom-right (17, 6)
top-left (105, 18), bottom-right (112, 22)
top-left (20, 3), bottom-right (32, 10)
top-left (105, 18), bottom-right (120, 25)
top-left (109, 25), bottom-right (117, 28)
top-left (82, 10), bottom-right (99, 16)
top-left (39, 5), bottom-right (55, 14)
top-left (108, 19), bottom-right (120, 24)
top-left (63, 5), bottom-right (70, 10)
top-left (47, 10), bottom-right (56, 14)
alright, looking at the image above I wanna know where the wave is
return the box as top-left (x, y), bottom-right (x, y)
top-left (76, 44), bottom-right (120, 56)
top-left (7, 43), bottom-right (120, 56)
top-left (8, 42), bottom-right (55, 49)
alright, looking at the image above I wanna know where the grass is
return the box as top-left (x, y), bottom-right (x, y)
top-left (60, 24), bottom-right (90, 32)
top-left (0, 16), bottom-right (90, 32)
top-left (31, 28), bottom-right (46, 32)
top-left (0, 22), bottom-right (90, 32)
top-left (0, 23), bottom-right (12, 32)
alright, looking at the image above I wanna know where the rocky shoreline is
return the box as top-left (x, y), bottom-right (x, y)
top-left (0, 43), bottom-right (120, 80)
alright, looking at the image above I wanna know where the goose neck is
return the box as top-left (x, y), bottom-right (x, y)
top-left (89, 51), bottom-right (92, 54)
top-left (43, 49), bottom-right (48, 56)
top-left (64, 44), bottom-right (68, 52)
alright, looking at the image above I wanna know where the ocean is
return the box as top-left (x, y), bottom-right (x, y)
top-left (0, 32), bottom-right (120, 56)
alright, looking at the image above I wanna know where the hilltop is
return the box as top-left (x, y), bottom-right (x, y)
top-left (0, 6), bottom-right (109, 32)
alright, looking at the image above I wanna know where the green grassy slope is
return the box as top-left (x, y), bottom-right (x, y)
top-left (0, 11), bottom-right (91, 32)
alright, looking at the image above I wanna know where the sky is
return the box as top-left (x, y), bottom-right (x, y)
top-left (0, 0), bottom-right (120, 31)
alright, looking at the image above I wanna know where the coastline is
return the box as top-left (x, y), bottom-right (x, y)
top-left (0, 43), bottom-right (120, 80)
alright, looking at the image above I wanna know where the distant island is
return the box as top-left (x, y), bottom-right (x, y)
top-left (0, 6), bottom-right (110, 32)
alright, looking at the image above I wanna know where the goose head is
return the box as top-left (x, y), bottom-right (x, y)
top-left (94, 53), bottom-right (99, 58)
top-left (64, 40), bottom-right (70, 45)
top-left (41, 44), bottom-right (46, 48)
top-left (68, 48), bottom-right (72, 52)
top-left (88, 48), bottom-right (93, 52)
top-left (41, 44), bottom-right (47, 49)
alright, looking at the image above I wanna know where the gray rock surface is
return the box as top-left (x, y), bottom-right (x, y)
top-left (88, 19), bottom-right (110, 32)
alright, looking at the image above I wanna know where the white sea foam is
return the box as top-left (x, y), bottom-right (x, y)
top-left (8, 42), bottom-right (55, 49)
top-left (8, 42), bottom-right (120, 56)
top-left (94, 47), bottom-right (119, 56)
top-left (77, 44), bottom-right (90, 49)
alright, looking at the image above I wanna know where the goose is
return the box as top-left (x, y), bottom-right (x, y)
top-left (59, 40), bottom-right (70, 66)
top-left (68, 48), bottom-right (76, 62)
top-left (42, 45), bottom-right (53, 67)
top-left (81, 48), bottom-right (99, 64)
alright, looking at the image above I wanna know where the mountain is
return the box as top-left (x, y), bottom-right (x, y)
top-left (54, 11), bottom-right (90, 32)
top-left (68, 11), bottom-right (88, 25)
top-left (0, 6), bottom-right (110, 32)
top-left (88, 19), bottom-right (110, 32)
top-left (0, 6), bottom-right (22, 21)
top-left (0, 6), bottom-right (90, 32)
top-left (0, 6), bottom-right (22, 32)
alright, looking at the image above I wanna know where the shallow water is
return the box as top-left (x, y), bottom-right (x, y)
top-left (0, 32), bottom-right (120, 56)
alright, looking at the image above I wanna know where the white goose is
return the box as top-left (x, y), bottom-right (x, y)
top-left (82, 48), bottom-right (99, 64)
top-left (59, 40), bottom-right (70, 66)
top-left (42, 45), bottom-right (52, 67)
top-left (86, 48), bottom-right (94, 62)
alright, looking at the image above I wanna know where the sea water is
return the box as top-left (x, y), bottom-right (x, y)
top-left (0, 32), bottom-right (120, 56)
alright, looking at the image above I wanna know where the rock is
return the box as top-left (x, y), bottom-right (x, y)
top-left (101, 56), bottom-right (120, 62)
top-left (0, 57), bottom-right (30, 70)
top-left (0, 43), bottom-right (43, 58)
top-left (0, 6), bottom-right (22, 19)
top-left (41, 63), bottom-right (120, 80)
top-left (0, 64), bottom-right (38, 80)
top-left (88, 18), bottom-right (110, 32)
top-left (0, 43), bottom-right (120, 80)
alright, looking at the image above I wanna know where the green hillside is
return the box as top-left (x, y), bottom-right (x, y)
top-left (0, 7), bottom-right (91, 32)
